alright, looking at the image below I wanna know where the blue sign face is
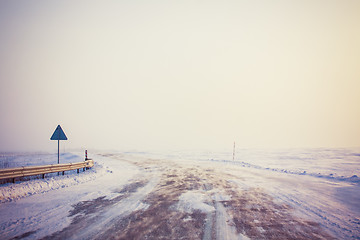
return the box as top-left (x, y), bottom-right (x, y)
top-left (50, 125), bottom-right (68, 140)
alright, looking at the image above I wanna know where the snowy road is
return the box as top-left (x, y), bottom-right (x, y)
top-left (1, 152), bottom-right (359, 239)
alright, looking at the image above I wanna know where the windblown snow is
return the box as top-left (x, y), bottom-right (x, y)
top-left (0, 148), bottom-right (359, 239)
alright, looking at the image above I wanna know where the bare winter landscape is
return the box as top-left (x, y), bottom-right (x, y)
top-left (1, 1), bottom-right (360, 239)
top-left (0, 149), bottom-right (359, 239)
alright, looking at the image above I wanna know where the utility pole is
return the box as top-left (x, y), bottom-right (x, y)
top-left (233, 141), bottom-right (235, 161)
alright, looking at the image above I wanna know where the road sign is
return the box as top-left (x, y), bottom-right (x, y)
top-left (50, 125), bottom-right (68, 140)
top-left (50, 125), bottom-right (68, 164)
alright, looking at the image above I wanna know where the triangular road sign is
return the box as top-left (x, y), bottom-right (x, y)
top-left (50, 125), bottom-right (68, 140)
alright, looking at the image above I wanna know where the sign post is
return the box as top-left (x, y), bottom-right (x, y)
top-left (50, 125), bottom-right (68, 164)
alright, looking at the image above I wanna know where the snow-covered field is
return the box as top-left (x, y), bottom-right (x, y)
top-left (0, 148), bottom-right (359, 239)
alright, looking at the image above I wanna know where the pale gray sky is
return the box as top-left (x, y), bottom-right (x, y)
top-left (1, 0), bottom-right (360, 151)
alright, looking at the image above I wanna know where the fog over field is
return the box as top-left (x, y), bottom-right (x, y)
top-left (1, 0), bottom-right (360, 152)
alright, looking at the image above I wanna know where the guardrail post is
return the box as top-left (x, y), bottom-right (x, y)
top-left (42, 174), bottom-right (45, 179)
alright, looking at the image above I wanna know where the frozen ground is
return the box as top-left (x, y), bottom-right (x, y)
top-left (0, 148), bottom-right (359, 239)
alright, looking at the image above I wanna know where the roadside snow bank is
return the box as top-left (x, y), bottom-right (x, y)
top-left (0, 161), bottom-right (107, 203)
top-left (208, 159), bottom-right (360, 184)
top-left (0, 153), bottom-right (142, 240)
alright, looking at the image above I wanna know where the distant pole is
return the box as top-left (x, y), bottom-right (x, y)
top-left (233, 141), bottom-right (235, 161)
top-left (58, 140), bottom-right (60, 164)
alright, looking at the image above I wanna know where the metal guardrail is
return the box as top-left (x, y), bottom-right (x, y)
top-left (0, 160), bottom-right (94, 183)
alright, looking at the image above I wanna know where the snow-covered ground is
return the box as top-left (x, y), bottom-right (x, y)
top-left (0, 152), bottom-right (99, 202)
top-left (0, 152), bottom-right (85, 168)
top-left (0, 148), bottom-right (359, 239)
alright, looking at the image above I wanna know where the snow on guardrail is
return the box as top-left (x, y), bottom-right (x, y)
top-left (0, 160), bottom-right (94, 183)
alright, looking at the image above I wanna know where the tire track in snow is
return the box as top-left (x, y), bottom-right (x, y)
top-left (44, 154), bottom-right (336, 239)
top-left (42, 175), bottom-right (159, 240)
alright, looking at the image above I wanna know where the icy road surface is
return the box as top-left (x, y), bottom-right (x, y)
top-left (1, 151), bottom-right (359, 239)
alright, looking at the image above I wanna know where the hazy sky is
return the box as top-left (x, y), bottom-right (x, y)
top-left (1, 0), bottom-right (359, 152)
